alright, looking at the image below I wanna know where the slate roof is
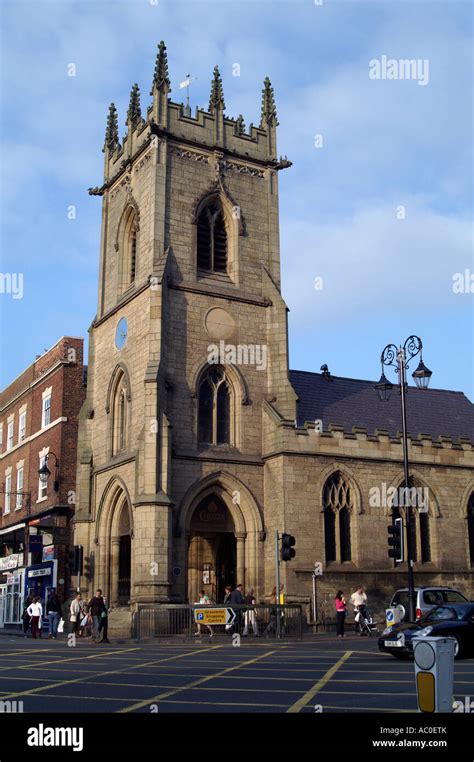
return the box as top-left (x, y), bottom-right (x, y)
top-left (289, 370), bottom-right (474, 442)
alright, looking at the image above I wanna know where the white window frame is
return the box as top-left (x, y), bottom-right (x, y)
top-left (42, 395), bottom-right (51, 428)
top-left (4, 473), bottom-right (12, 514)
top-left (0, 423), bottom-right (3, 452)
top-left (15, 465), bottom-right (24, 510)
top-left (19, 411), bottom-right (26, 443)
top-left (38, 452), bottom-right (48, 501)
top-left (7, 420), bottom-right (14, 451)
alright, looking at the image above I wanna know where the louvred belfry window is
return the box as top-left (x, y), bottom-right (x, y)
top-left (197, 202), bottom-right (228, 274)
top-left (198, 366), bottom-right (232, 446)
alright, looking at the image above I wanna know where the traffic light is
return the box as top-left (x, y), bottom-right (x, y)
top-left (83, 555), bottom-right (91, 580)
top-left (388, 518), bottom-right (404, 562)
top-left (67, 545), bottom-right (83, 574)
top-left (281, 533), bottom-right (296, 562)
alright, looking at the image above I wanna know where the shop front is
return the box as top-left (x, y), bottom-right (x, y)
top-left (0, 553), bottom-right (25, 628)
top-left (24, 559), bottom-right (58, 605)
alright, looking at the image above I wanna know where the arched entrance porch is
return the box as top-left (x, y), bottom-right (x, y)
top-left (176, 471), bottom-right (265, 603)
top-left (187, 495), bottom-right (236, 603)
top-left (96, 479), bottom-right (133, 607)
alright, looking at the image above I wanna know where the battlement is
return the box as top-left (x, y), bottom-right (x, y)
top-left (98, 42), bottom-right (285, 186)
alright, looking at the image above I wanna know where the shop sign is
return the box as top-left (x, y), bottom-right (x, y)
top-left (0, 554), bottom-right (23, 572)
top-left (42, 545), bottom-right (55, 562)
top-left (27, 568), bottom-right (50, 578)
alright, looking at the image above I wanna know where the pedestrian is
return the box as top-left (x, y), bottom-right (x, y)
top-left (229, 584), bottom-right (244, 632)
top-left (194, 590), bottom-right (213, 637)
top-left (46, 588), bottom-right (62, 639)
top-left (69, 593), bottom-right (82, 636)
top-left (230, 584), bottom-right (244, 604)
top-left (350, 586), bottom-right (368, 633)
top-left (335, 590), bottom-right (347, 638)
top-left (98, 596), bottom-right (110, 643)
top-left (264, 587), bottom-right (278, 634)
top-left (27, 597), bottom-right (43, 639)
top-left (243, 588), bottom-right (258, 637)
top-left (22, 593), bottom-right (34, 638)
top-left (79, 605), bottom-right (90, 637)
top-left (223, 585), bottom-right (233, 633)
top-left (88, 589), bottom-right (106, 643)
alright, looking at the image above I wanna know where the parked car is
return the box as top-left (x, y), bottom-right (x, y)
top-left (378, 603), bottom-right (474, 659)
top-left (390, 587), bottom-right (468, 621)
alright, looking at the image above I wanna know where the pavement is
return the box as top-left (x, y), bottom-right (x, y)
top-left (0, 634), bottom-right (473, 713)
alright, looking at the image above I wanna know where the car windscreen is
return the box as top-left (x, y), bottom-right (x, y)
top-left (425, 606), bottom-right (467, 622)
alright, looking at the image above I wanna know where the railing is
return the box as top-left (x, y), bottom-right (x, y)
top-left (132, 603), bottom-right (303, 640)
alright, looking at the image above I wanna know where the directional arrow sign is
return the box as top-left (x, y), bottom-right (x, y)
top-left (194, 607), bottom-right (236, 626)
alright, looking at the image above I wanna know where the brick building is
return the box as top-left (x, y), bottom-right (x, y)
top-left (0, 337), bottom-right (86, 627)
top-left (74, 43), bottom-right (474, 633)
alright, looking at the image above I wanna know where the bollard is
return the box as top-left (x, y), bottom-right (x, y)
top-left (412, 636), bottom-right (456, 713)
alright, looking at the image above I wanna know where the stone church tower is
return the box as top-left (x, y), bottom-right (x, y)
top-left (75, 42), bottom-right (474, 629)
top-left (74, 42), bottom-right (296, 618)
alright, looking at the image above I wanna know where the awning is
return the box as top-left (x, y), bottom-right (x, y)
top-left (0, 522), bottom-right (26, 536)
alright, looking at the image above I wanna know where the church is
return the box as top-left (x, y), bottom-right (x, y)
top-left (74, 42), bottom-right (474, 630)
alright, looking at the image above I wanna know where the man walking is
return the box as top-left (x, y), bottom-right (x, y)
top-left (242, 588), bottom-right (258, 637)
top-left (46, 589), bottom-right (62, 639)
top-left (98, 596), bottom-right (110, 643)
top-left (228, 584), bottom-right (244, 633)
top-left (88, 589), bottom-right (106, 643)
top-left (350, 586), bottom-right (368, 633)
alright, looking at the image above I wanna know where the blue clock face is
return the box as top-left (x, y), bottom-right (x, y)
top-left (115, 317), bottom-right (128, 350)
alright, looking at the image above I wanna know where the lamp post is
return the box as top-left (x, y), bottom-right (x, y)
top-left (374, 336), bottom-right (432, 623)
top-left (38, 452), bottom-right (60, 493)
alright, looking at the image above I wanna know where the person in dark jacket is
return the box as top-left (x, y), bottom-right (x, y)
top-left (22, 593), bottom-right (34, 637)
top-left (46, 589), bottom-right (62, 639)
top-left (88, 589), bottom-right (106, 642)
top-left (230, 584), bottom-right (244, 604)
top-left (98, 596), bottom-right (110, 643)
top-left (228, 584), bottom-right (244, 633)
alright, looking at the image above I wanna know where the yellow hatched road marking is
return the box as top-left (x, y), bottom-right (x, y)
top-left (287, 650), bottom-right (353, 713)
top-left (0, 646), bottom-right (141, 673)
top-left (0, 646), bottom-right (220, 701)
top-left (118, 647), bottom-right (282, 713)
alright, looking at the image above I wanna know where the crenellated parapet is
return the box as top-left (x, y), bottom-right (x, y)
top-left (95, 41), bottom-right (290, 188)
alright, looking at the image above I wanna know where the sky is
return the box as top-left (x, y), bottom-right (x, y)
top-left (0, 0), bottom-right (473, 399)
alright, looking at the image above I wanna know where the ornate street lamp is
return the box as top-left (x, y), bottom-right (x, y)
top-left (374, 335), bottom-right (432, 623)
top-left (38, 452), bottom-right (60, 493)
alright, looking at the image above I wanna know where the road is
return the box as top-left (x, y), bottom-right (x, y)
top-left (0, 634), bottom-right (473, 713)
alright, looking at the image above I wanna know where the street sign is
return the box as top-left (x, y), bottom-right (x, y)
top-left (194, 607), bottom-right (236, 626)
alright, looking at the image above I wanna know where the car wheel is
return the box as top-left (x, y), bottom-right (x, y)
top-left (453, 637), bottom-right (463, 660)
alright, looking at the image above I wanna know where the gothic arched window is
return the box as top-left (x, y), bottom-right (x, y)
top-left (112, 370), bottom-right (129, 455)
top-left (468, 493), bottom-right (474, 567)
top-left (198, 366), bottom-right (232, 446)
top-left (197, 201), bottom-right (227, 274)
top-left (323, 473), bottom-right (352, 564)
top-left (419, 511), bottom-right (431, 563)
top-left (118, 206), bottom-right (138, 294)
top-left (398, 479), bottom-right (431, 564)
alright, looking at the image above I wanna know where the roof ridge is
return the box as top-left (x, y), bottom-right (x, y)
top-left (289, 369), bottom-right (470, 398)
